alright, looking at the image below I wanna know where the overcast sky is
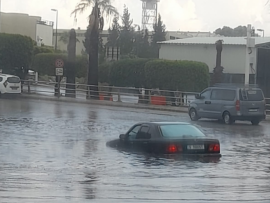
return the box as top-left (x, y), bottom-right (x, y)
top-left (2, 0), bottom-right (270, 35)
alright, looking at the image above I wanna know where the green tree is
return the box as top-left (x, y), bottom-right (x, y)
top-left (107, 15), bottom-right (120, 47)
top-left (214, 26), bottom-right (258, 37)
top-left (119, 5), bottom-right (134, 56)
top-left (133, 28), bottom-right (151, 58)
top-left (72, 0), bottom-right (118, 99)
top-left (151, 14), bottom-right (166, 58)
top-left (59, 31), bottom-right (80, 44)
top-left (0, 33), bottom-right (34, 78)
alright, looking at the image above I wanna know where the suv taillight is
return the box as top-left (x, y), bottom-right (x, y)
top-left (235, 100), bottom-right (240, 111)
top-left (208, 144), bottom-right (220, 152)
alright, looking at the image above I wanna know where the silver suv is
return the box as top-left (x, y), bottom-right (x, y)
top-left (188, 85), bottom-right (266, 125)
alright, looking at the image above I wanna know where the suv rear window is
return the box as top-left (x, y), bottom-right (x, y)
top-left (7, 77), bottom-right (20, 83)
top-left (240, 89), bottom-right (264, 101)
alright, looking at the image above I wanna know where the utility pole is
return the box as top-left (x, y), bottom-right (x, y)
top-left (0, 0), bottom-right (2, 33)
top-left (245, 24), bottom-right (253, 85)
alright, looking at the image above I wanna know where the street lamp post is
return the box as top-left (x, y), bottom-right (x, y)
top-left (257, 29), bottom-right (264, 37)
top-left (51, 9), bottom-right (58, 51)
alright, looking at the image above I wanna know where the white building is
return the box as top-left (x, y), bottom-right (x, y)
top-left (158, 37), bottom-right (270, 96)
top-left (0, 12), bottom-right (53, 46)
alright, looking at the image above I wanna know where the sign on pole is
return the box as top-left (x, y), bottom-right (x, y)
top-left (55, 59), bottom-right (64, 76)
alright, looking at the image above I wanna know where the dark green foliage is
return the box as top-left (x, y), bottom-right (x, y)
top-left (107, 15), bottom-right (120, 47)
top-left (144, 60), bottom-right (209, 92)
top-left (119, 6), bottom-right (134, 55)
top-left (31, 53), bottom-right (88, 78)
top-left (33, 46), bottom-right (54, 55)
top-left (98, 62), bottom-right (112, 84)
top-left (0, 33), bottom-right (34, 73)
top-left (150, 14), bottom-right (166, 58)
top-left (214, 25), bottom-right (258, 37)
top-left (110, 58), bottom-right (151, 87)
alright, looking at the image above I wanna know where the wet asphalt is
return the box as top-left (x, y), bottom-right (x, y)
top-left (0, 98), bottom-right (269, 203)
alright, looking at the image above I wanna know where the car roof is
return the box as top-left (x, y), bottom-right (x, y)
top-left (0, 74), bottom-right (18, 78)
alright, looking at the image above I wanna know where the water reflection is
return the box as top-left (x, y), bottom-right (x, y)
top-left (80, 172), bottom-right (98, 200)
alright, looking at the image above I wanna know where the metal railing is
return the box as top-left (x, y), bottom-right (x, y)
top-left (266, 98), bottom-right (270, 115)
top-left (21, 80), bottom-right (198, 107)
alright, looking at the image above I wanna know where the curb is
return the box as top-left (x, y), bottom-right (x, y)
top-left (20, 93), bottom-right (189, 113)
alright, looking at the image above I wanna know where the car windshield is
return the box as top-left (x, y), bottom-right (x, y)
top-left (7, 77), bottom-right (20, 83)
top-left (159, 124), bottom-right (205, 138)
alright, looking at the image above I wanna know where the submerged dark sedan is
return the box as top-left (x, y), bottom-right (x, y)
top-left (111, 122), bottom-right (221, 157)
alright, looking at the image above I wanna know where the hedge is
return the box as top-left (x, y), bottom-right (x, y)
top-left (31, 53), bottom-right (88, 78)
top-left (144, 60), bottom-right (209, 92)
top-left (110, 58), bottom-right (152, 87)
top-left (0, 33), bottom-right (34, 73)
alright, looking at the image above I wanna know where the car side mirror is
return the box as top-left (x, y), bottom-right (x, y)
top-left (195, 94), bottom-right (201, 99)
top-left (119, 134), bottom-right (126, 141)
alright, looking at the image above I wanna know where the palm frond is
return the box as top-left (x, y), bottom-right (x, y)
top-left (71, 0), bottom-right (94, 18)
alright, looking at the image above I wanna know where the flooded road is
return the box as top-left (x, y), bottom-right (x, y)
top-left (0, 98), bottom-right (269, 203)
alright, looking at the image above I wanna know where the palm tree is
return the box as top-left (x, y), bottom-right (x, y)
top-left (59, 31), bottom-right (80, 45)
top-left (72, 0), bottom-right (118, 99)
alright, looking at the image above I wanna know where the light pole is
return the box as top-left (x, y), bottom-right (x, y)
top-left (51, 9), bottom-right (58, 51)
top-left (0, 0), bottom-right (2, 33)
top-left (257, 29), bottom-right (264, 37)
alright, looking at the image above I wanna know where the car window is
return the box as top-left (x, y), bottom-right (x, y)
top-left (200, 89), bottom-right (211, 99)
top-left (211, 89), bottom-right (236, 101)
top-left (160, 124), bottom-right (205, 138)
top-left (128, 125), bottom-right (141, 140)
top-left (136, 126), bottom-right (151, 139)
top-left (7, 77), bottom-right (20, 83)
top-left (240, 89), bottom-right (264, 101)
top-left (0, 77), bottom-right (2, 82)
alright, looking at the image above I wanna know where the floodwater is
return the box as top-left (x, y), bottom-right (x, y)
top-left (0, 98), bottom-right (269, 203)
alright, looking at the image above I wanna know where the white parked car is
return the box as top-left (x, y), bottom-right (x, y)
top-left (0, 74), bottom-right (21, 96)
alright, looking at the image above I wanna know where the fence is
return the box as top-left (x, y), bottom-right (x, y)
top-left (266, 98), bottom-right (270, 115)
top-left (21, 80), bottom-right (198, 107)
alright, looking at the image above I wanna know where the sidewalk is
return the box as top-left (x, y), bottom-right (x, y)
top-left (20, 93), bottom-right (189, 113)
top-left (20, 93), bottom-right (270, 120)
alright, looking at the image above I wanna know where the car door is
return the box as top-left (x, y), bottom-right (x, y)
top-left (134, 125), bottom-right (151, 152)
top-left (197, 88), bottom-right (212, 118)
top-left (125, 124), bottom-right (142, 150)
top-left (210, 89), bottom-right (236, 119)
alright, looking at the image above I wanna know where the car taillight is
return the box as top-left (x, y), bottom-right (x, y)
top-left (3, 80), bottom-right (7, 88)
top-left (235, 100), bottom-right (240, 111)
top-left (167, 144), bottom-right (183, 153)
top-left (208, 144), bottom-right (220, 152)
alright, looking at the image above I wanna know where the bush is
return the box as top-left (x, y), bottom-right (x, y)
top-left (31, 53), bottom-right (88, 78)
top-left (0, 33), bottom-right (34, 73)
top-left (33, 46), bottom-right (54, 55)
top-left (99, 62), bottom-right (112, 84)
top-left (144, 60), bottom-right (209, 92)
top-left (110, 58), bottom-right (151, 87)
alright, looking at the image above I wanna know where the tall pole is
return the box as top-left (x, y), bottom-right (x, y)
top-left (245, 24), bottom-right (252, 85)
top-left (51, 9), bottom-right (58, 51)
top-left (0, 0), bottom-right (2, 33)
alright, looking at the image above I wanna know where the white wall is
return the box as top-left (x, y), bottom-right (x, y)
top-left (36, 24), bottom-right (53, 46)
top-left (159, 44), bottom-right (256, 74)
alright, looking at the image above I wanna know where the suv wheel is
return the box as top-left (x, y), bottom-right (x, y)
top-left (189, 108), bottom-right (199, 121)
top-left (251, 120), bottom-right (260, 125)
top-left (223, 112), bottom-right (235, 125)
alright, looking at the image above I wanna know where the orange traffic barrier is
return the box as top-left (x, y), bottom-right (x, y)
top-left (151, 96), bottom-right (166, 105)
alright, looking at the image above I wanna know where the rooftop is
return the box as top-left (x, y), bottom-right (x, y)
top-left (158, 37), bottom-right (270, 46)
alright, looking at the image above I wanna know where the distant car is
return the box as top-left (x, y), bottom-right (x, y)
top-left (0, 74), bottom-right (21, 96)
top-left (189, 84), bottom-right (266, 125)
top-left (113, 122), bottom-right (221, 157)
